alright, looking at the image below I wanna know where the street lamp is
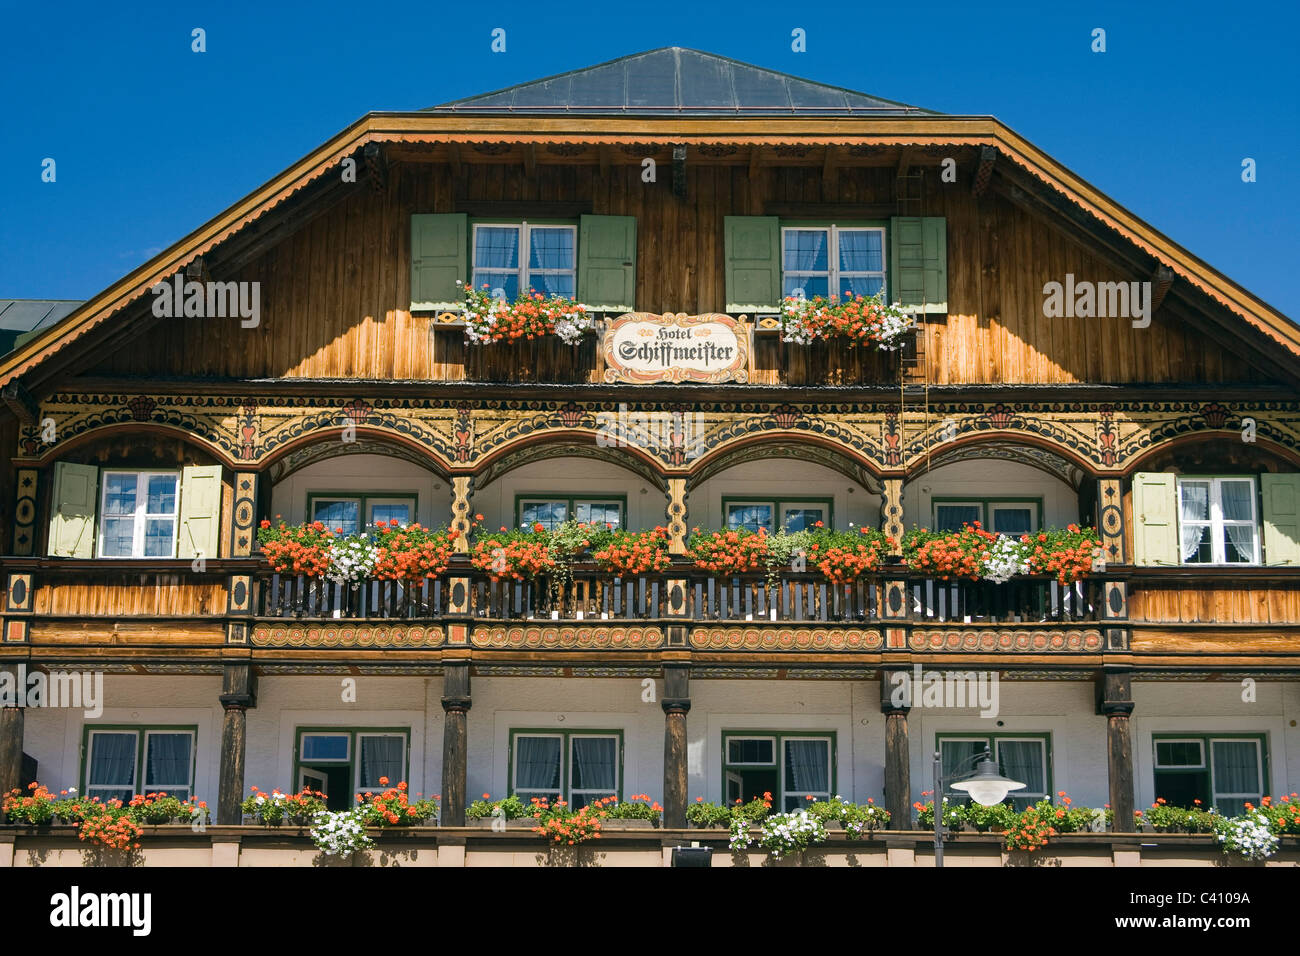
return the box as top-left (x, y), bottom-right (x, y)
top-left (931, 748), bottom-right (1024, 868)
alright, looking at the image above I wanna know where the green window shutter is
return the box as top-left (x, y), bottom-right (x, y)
top-left (48, 462), bottom-right (98, 558)
top-left (1261, 473), bottom-right (1300, 566)
top-left (578, 215), bottom-right (636, 312)
top-left (724, 216), bottom-right (780, 314)
top-left (889, 216), bottom-right (947, 313)
top-left (179, 465), bottom-right (223, 560)
top-left (1131, 472), bottom-right (1179, 566)
top-left (410, 213), bottom-right (467, 311)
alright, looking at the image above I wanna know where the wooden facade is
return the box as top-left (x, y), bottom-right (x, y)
top-left (2, 49), bottom-right (1298, 847)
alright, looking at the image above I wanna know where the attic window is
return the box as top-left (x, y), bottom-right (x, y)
top-left (471, 222), bottom-right (577, 299)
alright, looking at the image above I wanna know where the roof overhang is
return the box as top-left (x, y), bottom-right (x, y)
top-left (4, 113), bottom-right (1296, 389)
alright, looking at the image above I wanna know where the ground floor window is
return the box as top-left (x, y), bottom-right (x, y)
top-left (509, 730), bottom-right (621, 809)
top-left (308, 494), bottom-right (417, 535)
top-left (515, 495), bottom-right (625, 531)
top-left (723, 497), bottom-right (833, 534)
top-left (295, 728), bottom-right (409, 809)
top-left (722, 732), bottom-right (835, 811)
top-left (1152, 734), bottom-right (1266, 815)
top-left (937, 734), bottom-right (1049, 811)
top-left (83, 726), bottom-right (195, 802)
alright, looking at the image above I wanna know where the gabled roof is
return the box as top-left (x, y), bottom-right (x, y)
top-left (0, 300), bottom-right (80, 355)
top-left (428, 47), bottom-right (933, 116)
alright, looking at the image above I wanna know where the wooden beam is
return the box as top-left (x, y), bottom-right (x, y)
top-left (672, 144), bottom-right (687, 200)
top-left (972, 145), bottom-right (997, 197)
top-left (598, 144), bottom-right (611, 180)
top-left (454, 200), bottom-right (590, 219)
top-left (1150, 264), bottom-right (1175, 315)
top-left (662, 663), bottom-right (690, 829)
top-left (217, 662), bottom-right (256, 825)
top-left (821, 145), bottom-right (840, 196)
top-left (363, 142), bottom-right (387, 193)
top-left (440, 662), bottom-right (472, 826)
top-left (523, 143), bottom-right (536, 179)
top-left (446, 142), bottom-right (462, 177)
top-left (749, 146), bottom-right (761, 180)
top-left (764, 202), bottom-right (897, 219)
top-left (1, 382), bottom-right (39, 425)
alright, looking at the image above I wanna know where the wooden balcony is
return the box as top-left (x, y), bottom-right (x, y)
top-left (5, 559), bottom-right (1299, 659)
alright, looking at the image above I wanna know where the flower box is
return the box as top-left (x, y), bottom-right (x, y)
top-left (601, 818), bottom-right (657, 831)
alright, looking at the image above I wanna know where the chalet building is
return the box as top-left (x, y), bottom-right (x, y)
top-left (2, 48), bottom-right (1299, 843)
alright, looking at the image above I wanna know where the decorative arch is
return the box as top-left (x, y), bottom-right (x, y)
top-left (686, 434), bottom-right (882, 493)
top-left (1122, 432), bottom-right (1300, 476)
top-left (32, 422), bottom-right (238, 469)
top-left (258, 426), bottom-right (454, 479)
top-left (472, 434), bottom-right (667, 492)
top-left (905, 438), bottom-right (1090, 490)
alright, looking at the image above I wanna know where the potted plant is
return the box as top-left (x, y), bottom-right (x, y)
top-left (779, 292), bottom-right (913, 351)
top-left (466, 793), bottom-right (537, 829)
top-left (599, 794), bottom-right (662, 830)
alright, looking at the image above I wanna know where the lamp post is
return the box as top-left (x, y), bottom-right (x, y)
top-left (931, 748), bottom-right (1024, 868)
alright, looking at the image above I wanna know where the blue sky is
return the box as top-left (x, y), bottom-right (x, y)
top-left (1, 0), bottom-right (1296, 317)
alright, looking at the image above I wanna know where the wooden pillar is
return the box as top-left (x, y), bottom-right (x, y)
top-left (879, 478), bottom-right (904, 554)
top-left (449, 477), bottom-right (474, 554)
top-left (440, 661), bottom-right (472, 826)
top-left (665, 478), bottom-right (688, 555)
top-left (1098, 667), bottom-right (1135, 832)
top-left (661, 663), bottom-right (690, 828)
top-left (230, 471), bottom-right (259, 557)
top-left (0, 665), bottom-right (24, 798)
top-left (880, 669), bottom-right (912, 829)
top-left (12, 468), bottom-right (39, 556)
top-left (217, 663), bottom-right (256, 825)
top-left (1096, 477), bottom-right (1124, 565)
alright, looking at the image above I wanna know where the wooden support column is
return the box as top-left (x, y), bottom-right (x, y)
top-left (0, 664), bottom-right (25, 798)
top-left (449, 476), bottom-right (474, 554)
top-left (662, 663), bottom-right (690, 829)
top-left (230, 471), bottom-right (259, 557)
top-left (879, 478), bottom-right (904, 553)
top-left (665, 478), bottom-right (688, 555)
top-left (1098, 667), bottom-right (1135, 832)
top-left (217, 663), bottom-right (256, 825)
top-left (880, 669), bottom-right (912, 829)
top-left (441, 661), bottom-right (472, 826)
top-left (12, 468), bottom-right (39, 556)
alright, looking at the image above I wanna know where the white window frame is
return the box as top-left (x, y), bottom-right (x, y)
top-left (725, 500), bottom-right (777, 533)
top-left (781, 225), bottom-right (887, 301)
top-left (364, 497), bottom-right (416, 528)
top-left (300, 732), bottom-right (351, 764)
top-left (97, 470), bottom-right (180, 558)
top-left (1153, 736), bottom-right (1265, 811)
top-left (780, 736), bottom-right (833, 809)
top-left (511, 732), bottom-right (564, 804)
top-left (85, 729), bottom-right (139, 802)
top-left (471, 222), bottom-right (578, 299)
top-left (354, 732), bottom-right (409, 795)
top-left (309, 495), bottom-right (417, 533)
top-left (933, 499), bottom-right (1039, 536)
top-left (567, 733), bottom-right (621, 807)
top-left (1176, 476), bottom-right (1261, 565)
top-left (725, 735), bottom-right (777, 766)
top-left (141, 730), bottom-right (196, 798)
top-left (721, 732), bottom-right (834, 811)
top-left (517, 497), bottom-right (624, 530)
top-left (724, 500), bottom-right (831, 533)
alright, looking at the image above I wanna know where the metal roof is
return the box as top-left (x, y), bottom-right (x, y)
top-left (0, 299), bottom-right (81, 354)
top-left (427, 47), bottom-right (934, 116)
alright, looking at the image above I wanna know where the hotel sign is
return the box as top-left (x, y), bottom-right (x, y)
top-left (602, 313), bottom-right (750, 384)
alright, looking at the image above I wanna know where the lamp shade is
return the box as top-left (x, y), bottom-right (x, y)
top-left (951, 758), bottom-right (1025, 806)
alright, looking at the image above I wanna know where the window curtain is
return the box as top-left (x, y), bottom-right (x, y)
top-left (145, 733), bottom-right (191, 789)
top-left (570, 737), bottom-right (617, 802)
top-left (1220, 483), bottom-right (1256, 561)
top-left (784, 739), bottom-right (829, 797)
top-left (528, 228), bottom-right (574, 296)
top-left (941, 739), bottom-right (985, 799)
top-left (89, 732), bottom-right (136, 791)
top-left (997, 741), bottom-right (1044, 795)
top-left (358, 736), bottom-right (405, 789)
top-left (1212, 741), bottom-right (1260, 797)
top-left (515, 736), bottom-right (561, 793)
top-left (1179, 483), bottom-right (1210, 561)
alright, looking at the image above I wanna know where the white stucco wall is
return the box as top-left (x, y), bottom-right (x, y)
top-left (688, 459), bottom-right (881, 531)
top-left (15, 675), bottom-right (1299, 812)
top-left (269, 454), bottom-right (445, 527)
top-left (904, 459), bottom-right (1080, 531)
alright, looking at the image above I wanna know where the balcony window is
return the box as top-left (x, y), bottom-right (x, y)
top-left (724, 497), bottom-right (833, 533)
top-left (723, 732), bottom-right (834, 811)
top-left (1176, 477), bottom-right (1259, 564)
top-left (938, 734), bottom-right (1049, 811)
top-left (1153, 735), bottom-right (1265, 815)
top-left (933, 498), bottom-right (1040, 536)
top-left (84, 727), bottom-right (195, 802)
top-left (516, 495), bottom-right (624, 531)
top-left (510, 730), bottom-right (621, 809)
top-left (781, 225), bottom-right (885, 300)
top-left (295, 728), bottom-right (409, 810)
top-left (308, 494), bottom-right (417, 535)
top-left (98, 471), bottom-right (180, 558)
top-left (471, 222), bottom-right (577, 300)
